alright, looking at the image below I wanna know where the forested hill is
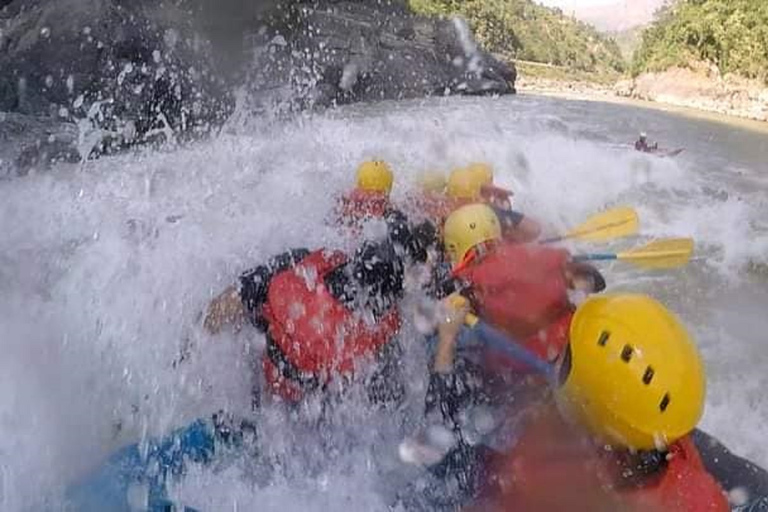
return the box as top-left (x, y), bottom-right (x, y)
top-left (632, 0), bottom-right (768, 83)
top-left (409, 0), bottom-right (626, 74)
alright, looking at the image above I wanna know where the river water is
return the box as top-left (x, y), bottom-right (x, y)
top-left (1, 94), bottom-right (767, 510)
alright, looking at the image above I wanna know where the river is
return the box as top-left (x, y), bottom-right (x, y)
top-left (1, 94), bottom-right (767, 510)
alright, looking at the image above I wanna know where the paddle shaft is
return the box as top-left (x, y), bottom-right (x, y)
top-left (465, 314), bottom-right (556, 381)
top-left (574, 253), bottom-right (618, 262)
top-left (575, 248), bottom-right (691, 263)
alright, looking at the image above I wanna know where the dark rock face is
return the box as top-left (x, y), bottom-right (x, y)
top-left (0, 112), bottom-right (80, 178)
top-left (244, 1), bottom-right (515, 113)
top-left (0, 0), bottom-right (515, 176)
top-left (0, 0), bottom-right (233, 146)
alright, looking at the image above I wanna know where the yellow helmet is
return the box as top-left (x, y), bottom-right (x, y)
top-left (356, 160), bottom-right (394, 193)
top-left (447, 166), bottom-right (491, 200)
top-left (442, 203), bottom-right (501, 266)
top-left (417, 171), bottom-right (447, 193)
top-left (557, 294), bottom-right (706, 451)
top-left (466, 162), bottom-right (494, 185)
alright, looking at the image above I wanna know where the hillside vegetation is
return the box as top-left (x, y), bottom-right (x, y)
top-left (632, 0), bottom-right (768, 83)
top-left (409, 0), bottom-right (626, 75)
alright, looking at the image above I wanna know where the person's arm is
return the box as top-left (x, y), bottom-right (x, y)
top-left (433, 296), bottom-right (470, 373)
top-left (512, 216), bottom-right (542, 242)
top-left (204, 286), bottom-right (246, 335)
top-left (494, 207), bottom-right (542, 243)
top-left (564, 261), bottom-right (606, 293)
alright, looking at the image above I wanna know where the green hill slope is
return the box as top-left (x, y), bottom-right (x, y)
top-left (632, 0), bottom-right (768, 83)
top-left (409, 0), bottom-right (626, 74)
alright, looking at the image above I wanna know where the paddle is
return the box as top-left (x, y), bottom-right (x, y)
top-left (444, 294), bottom-right (556, 379)
top-left (463, 312), bottom-right (556, 380)
top-left (574, 237), bottom-right (694, 269)
top-left (542, 207), bottom-right (639, 244)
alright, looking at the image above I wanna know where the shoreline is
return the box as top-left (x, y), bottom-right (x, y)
top-left (517, 81), bottom-right (768, 134)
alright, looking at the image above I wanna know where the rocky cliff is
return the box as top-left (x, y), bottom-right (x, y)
top-left (0, 0), bottom-right (515, 177)
top-left (615, 66), bottom-right (768, 123)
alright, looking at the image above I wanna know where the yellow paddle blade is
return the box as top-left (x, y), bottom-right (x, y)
top-left (566, 207), bottom-right (639, 242)
top-left (617, 238), bottom-right (694, 269)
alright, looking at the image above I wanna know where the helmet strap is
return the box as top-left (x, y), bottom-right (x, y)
top-left (451, 241), bottom-right (496, 276)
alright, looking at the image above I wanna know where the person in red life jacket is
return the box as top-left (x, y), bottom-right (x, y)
top-left (442, 203), bottom-right (605, 366)
top-left (446, 165), bottom-right (542, 243)
top-left (404, 205), bottom-right (768, 511)
top-left (434, 293), bottom-right (730, 512)
top-left (203, 210), bottom-right (438, 407)
top-left (335, 160), bottom-right (394, 232)
top-left (391, 204), bottom-right (606, 507)
top-left (479, 295), bottom-right (729, 511)
top-left (399, 170), bottom-right (454, 226)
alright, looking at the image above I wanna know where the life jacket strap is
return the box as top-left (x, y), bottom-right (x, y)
top-left (265, 334), bottom-right (322, 391)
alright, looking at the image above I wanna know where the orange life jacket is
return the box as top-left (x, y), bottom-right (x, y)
top-left (260, 250), bottom-right (401, 402)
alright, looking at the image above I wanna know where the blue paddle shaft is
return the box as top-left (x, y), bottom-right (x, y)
top-left (574, 253), bottom-right (618, 262)
top-left (472, 322), bottom-right (556, 381)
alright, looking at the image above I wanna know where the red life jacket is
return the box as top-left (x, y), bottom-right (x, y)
top-left (456, 243), bottom-right (573, 362)
top-left (621, 436), bottom-right (730, 512)
top-left (479, 405), bottom-right (729, 512)
top-left (336, 189), bottom-right (391, 230)
top-left (260, 250), bottom-right (401, 402)
top-left (399, 192), bottom-right (454, 227)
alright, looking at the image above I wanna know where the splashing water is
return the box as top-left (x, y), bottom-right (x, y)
top-left (1, 94), bottom-right (768, 510)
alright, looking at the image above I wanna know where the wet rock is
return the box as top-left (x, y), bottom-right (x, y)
top-left (244, 1), bottom-right (515, 113)
top-left (0, 112), bottom-right (79, 178)
top-left (0, 0), bottom-right (234, 144)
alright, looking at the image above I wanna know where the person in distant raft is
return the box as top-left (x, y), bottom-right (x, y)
top-left (635, 131), bottom-right (659, 153)
top-left (335, 160), bottom-right (395, 230)
top-left (433, 293), bottom-right (731, 512)
top-left (204, 209), bottom-right (437, 406)
top-left (446, 164), bottom-right (541, 243)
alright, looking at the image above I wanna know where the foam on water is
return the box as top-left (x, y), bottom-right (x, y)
top-left (1, 95), bottom-right (768, 510)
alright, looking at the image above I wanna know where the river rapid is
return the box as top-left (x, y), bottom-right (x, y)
top-left (1, 94), bottom-right (767, 510)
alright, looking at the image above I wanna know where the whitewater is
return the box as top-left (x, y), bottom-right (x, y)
top-left (1, 94), bottom-right (768, 510)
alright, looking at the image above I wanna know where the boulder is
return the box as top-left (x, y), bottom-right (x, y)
top-left (0, 0), bottom-right (234, 146)
top-left (0, 112), bottom-right (79, 178)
